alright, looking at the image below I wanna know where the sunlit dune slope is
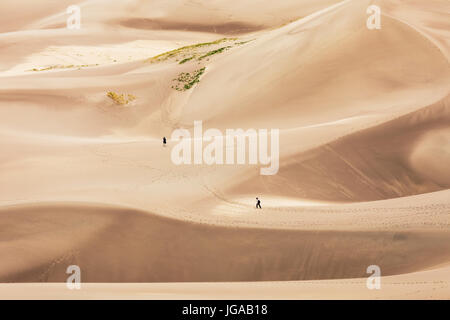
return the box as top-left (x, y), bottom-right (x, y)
top-left (0, 0), bottom-right (449, 299)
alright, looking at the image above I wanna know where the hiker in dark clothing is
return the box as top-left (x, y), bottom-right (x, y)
top-left (256, 197), bottom-right (262, 209)
top-left (163, 136), bottom-right (167, 146)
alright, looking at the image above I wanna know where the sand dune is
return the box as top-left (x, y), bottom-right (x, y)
top-left (2, 202), bottom-right (450, 283)
top-left (0, 0), bottom-right (449, 299)
top-left (3, 264), bottom-right (450, 299)
top-left (231, 95), bottom-right (450, 201)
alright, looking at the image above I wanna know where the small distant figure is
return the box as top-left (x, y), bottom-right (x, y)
top-left (163, 136), bottom-right (167, 147)
top-left (256, 197), bottom-right (262, 209)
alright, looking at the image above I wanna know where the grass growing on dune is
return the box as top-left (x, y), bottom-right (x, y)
top-left (147, 37), bottom-right (254, 92)
top-left (171, 67), bottom-right (206, 91)
top-left (28, 64), bottom-right (99, 72)
top-left (146, 38), bottom-right (238, 64)
top-left (179, 56), bottom-right (195, 64)
top-left (234, 39), bottom-right (255, 46)
top-left (198, 46), bottom-right (232, 60)
top-left (107, 92), bottom-right (136, 105)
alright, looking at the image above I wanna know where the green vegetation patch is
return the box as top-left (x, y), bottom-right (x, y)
top-left (179, 56), bottom-right (195, 64)
top-left (146, 38), bottom-right (238, 64)
top-left (28, 64), bottom-right (99, 72)
top-left (171, 67), bottom-right (206, 91)
top-left (198, 46), bottom-right (232, 60)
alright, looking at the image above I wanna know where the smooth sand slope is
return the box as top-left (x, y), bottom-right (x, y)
top-left (0, 0), bottom-right (449, 299)
top-left (2, 264), bottom-right (450, 300)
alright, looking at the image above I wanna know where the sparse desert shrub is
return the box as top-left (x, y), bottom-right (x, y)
top-left (198, 46), bottom-right (232, 60)
top-left (179, 56), bottom-right (195, 64)
top-left (171, 67), bottom-right (206, 91)
top-left (235, 39), bottom-right (255, 46)
top-left (28, 64), bottom-right (99, 72)
top-left (146, 38), bottom-right (238, 64)
top-left (107, 92), bottom-right (136, 105)
top-left (146, 37), bottom-right (254, 68)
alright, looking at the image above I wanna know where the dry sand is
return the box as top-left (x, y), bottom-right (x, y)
top-left (0, 0), bottom-right (449, 299)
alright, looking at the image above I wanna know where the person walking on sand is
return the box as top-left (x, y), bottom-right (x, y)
top-left (163, 136), bottom-right (167, 147)
top-left (256, 197), bottom-right (262, 209)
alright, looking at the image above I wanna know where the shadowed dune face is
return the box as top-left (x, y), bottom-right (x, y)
top-left (12, 0), bottom-right (342, 34)
top-left (117, 18), bottom-right (264, 35)
top-left (230, 97), bottom-right (450, 202)
top-left (2, 204), bottom-right (450, 283)
top-left (410, 127), bottom-right (450, 187)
